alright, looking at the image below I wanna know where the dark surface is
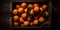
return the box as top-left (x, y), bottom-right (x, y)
top-left (52, 0), bottom-right (60, 27)
top-left (0, 0), bottom-right (60, 29)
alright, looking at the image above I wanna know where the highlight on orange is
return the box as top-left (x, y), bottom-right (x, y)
top-left (18, 7), bottom-right (24, 13)
top-left (19, 17), bottom-right (24, 22)
top-left (23, 21), bottom-right (29, 26)
top-left (24, 8), bottom-right (27, 13)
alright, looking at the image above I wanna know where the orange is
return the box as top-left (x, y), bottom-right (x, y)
top-left (14, 22), bottom-right (19, 26)
top-left (13, 15), bottom-right (19, 21)
top-left (23, 21), bottom-right (29, 26)
top-left (34, 7), bottom-right (39, 12)
top-left (28, 4), bottom-right (33, 8)
top-left (33, 20), bottom-right (38, 25)
top-left (39, 17), bottom-right (45, 22)
top-left (30, 22), bottom-right (33, 26)
top-left (21, 13), bottom-right (27, 18)
top-left (28, 17), bottom-right (32, 21)
top-left (45, 11), bottom-right (49, 16)
top-left (19, 17), bottom-right (24, 22)
top-left (13, 9), bottom-right (18, 14)
top-left (30, 9), bottom-right (34, 15)
top-left (33, 4), bottom-right (39, 7)
top-left (24, 8), bottom-right (27, 13)
top-left (16, 5), bottom-right (20, 9)
top-left (42, 4), bottom-right (47, 9)
top-left (21, 3), bottom-right (27, 8)
top-left (40, 7), bottom-right (44, 11)
top-left (18, 8), bottom-right (24, 13)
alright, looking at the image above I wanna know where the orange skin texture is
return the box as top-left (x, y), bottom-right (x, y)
top-left (13, 15), bottom-right (19, 21)
top-left (23, 21), bottom-right (29, 26)
top-left (16, 5), bottom-right (20, 9)
top-left (40, 7), bottom-right (44, 11)
top-left (33, 20), bottom-right (39, 25)
top-left (33, 4), bottom-right (39, 7)
top-left (19, 17), bottom-right (24, 22)
top-left (14, 22), bottom-right (19, 26)
top-left (13, 9), bottom-right (18, 15)
top-left (30, 9), bottom-right (34, 15)
top-left (21, 13), bottom-right (27, 18)
top-left (39, 17), bottom-right (45, 22)
top-left (28, 4), bottom-right (33, 8)
top-left (21, 3), bottom-right (27, 8)
top-left (42, 4), bottom-right (47, 9)
top-left (34, 7), bottom-right (39, 12)
top-left (24, 8), bottom-right (27, 13)
top-left (18, 8), bottom-right (24, 13)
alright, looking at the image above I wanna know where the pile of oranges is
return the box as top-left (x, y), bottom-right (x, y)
top-left (12, 2), bottom-right (49, 27)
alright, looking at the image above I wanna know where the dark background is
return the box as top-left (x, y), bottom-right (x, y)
top-left (0, 0), bottom-right (60, 29)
